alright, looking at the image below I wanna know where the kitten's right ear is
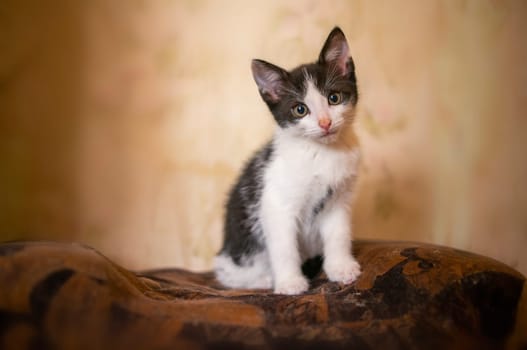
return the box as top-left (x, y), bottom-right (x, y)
top-left (251, 59), bottom-right (288, 103)
top-left (318, 27), bottom-right (353, 76)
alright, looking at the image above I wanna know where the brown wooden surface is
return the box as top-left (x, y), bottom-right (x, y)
top-left (0, 240), bottom-right (525, 350)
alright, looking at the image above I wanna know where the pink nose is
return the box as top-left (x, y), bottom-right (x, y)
top-left (318, 118), bottom-right (332, 131)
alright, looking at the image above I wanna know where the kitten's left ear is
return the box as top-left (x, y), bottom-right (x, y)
top-left (251, 59), bottom-right (288, 104)
top-left (318, 27), bottom-right (354, 76)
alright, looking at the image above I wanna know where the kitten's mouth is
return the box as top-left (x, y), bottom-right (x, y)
top-left (321, 130), bottom-right (338, 138)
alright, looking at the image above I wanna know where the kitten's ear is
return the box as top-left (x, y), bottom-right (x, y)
top-left (318, 27), bottom-right (354, 76)
top-left (251, 59), bottom-right (288, 103)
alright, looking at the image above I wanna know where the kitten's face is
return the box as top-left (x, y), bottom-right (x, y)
top-left (252, 27), bottom-right (358, 144)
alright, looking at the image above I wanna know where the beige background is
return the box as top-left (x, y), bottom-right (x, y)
top-left (1, 0), bottom-right (526, 274)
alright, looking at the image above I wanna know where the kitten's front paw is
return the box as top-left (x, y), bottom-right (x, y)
top-left (274, 275), bottom-right (309, 295)
top-left (324, 257), bottom-right (361, 284)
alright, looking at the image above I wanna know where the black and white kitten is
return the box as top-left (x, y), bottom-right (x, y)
top-left (215, 27), bottom-right (361, 295)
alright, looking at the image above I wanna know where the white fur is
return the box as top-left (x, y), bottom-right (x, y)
top-left (261, 133), bottom-right (360, 294)
top-left (215, 80), bottom-right (360, 294)
top-left (214, 251), bottom-right (272, 289)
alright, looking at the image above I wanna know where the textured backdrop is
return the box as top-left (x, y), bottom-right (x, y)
top-left (1, 0), bottom-right (526, 274)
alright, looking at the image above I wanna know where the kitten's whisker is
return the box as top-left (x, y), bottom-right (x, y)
top-left (303, 130), bottom-right (323, 136)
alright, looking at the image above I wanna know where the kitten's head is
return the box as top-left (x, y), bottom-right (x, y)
top-left (251, 27), bottom-right (358, 144)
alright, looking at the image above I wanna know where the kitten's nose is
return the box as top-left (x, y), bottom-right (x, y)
top-left (318, 117), bottom-right (332, 131)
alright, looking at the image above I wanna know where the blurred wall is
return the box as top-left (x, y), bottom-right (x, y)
top-left (1, 0), bottom-right (526, 274)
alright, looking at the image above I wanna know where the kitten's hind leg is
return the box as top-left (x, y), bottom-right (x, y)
top-left (214, 251), bottom-right (273, 289)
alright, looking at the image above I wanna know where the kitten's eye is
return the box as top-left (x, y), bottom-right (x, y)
top-left (328, 92), bottom-right (342, 105)
top-left (291, 103), bottom-right (309, 118)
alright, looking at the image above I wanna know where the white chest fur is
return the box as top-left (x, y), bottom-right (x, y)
top-left (260, 132), bottom-right (360, 257)
top-left (263, 132), bottom-right (359, 210)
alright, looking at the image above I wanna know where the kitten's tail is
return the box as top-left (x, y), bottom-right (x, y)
top-left (214, 252), bottom-right (272, 290)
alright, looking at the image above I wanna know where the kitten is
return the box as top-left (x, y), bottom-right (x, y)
top-left (215, 27), bottom-right (361, 295)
